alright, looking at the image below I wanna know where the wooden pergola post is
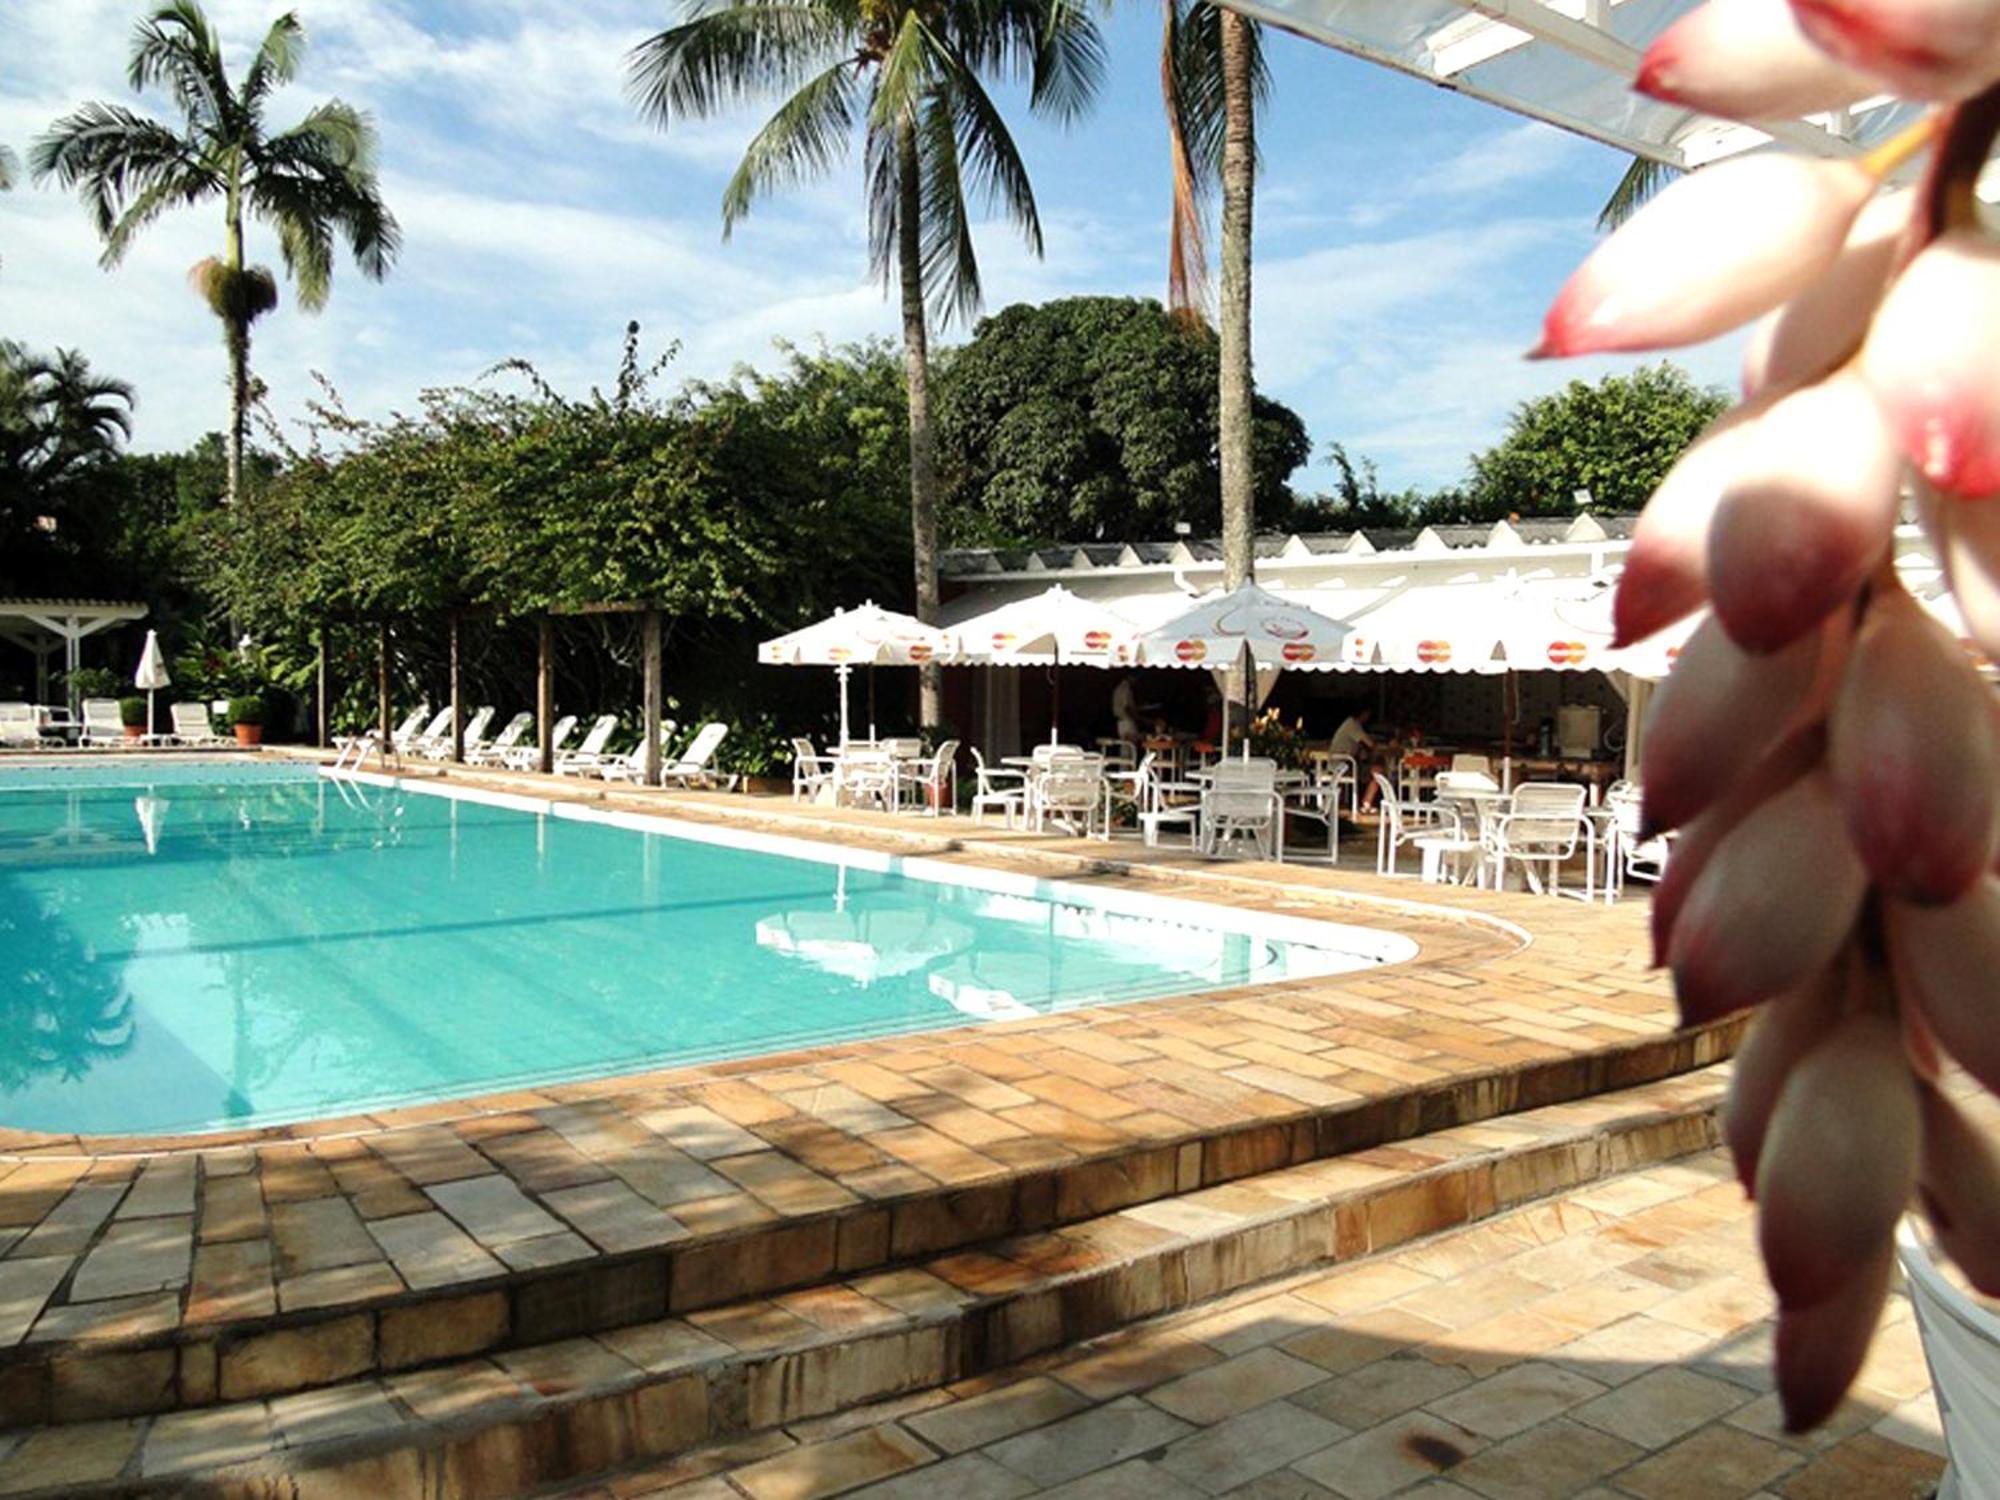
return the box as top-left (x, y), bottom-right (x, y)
top-left (642, 608), bottom-right (662, 788)
top-left (537, 615), bottom-right (555, 775)
top-left (450, 611), bottom-right (465, 764)
top-left (376, 622), bottom-right (391, 752)
top-left (316, 627), bottom-right (329, 749)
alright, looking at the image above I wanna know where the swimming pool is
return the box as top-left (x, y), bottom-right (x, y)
top-left (0, 762), bottom-right (1413, 1135)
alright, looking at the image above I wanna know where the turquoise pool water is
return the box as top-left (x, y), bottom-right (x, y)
top-left (0, 764), bottom-right (1405, 1135)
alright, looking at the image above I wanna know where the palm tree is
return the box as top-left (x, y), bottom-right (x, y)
top-left (1154, 3), bottom-right (1266, 588)
top-left (628, 0), bottom-right (1104, 728)
top-left (0, 143), bottom-right (17, 191)
top-left (1599, 154), bottom-right (1677, 230)
top-left (32, 2), bottom-right (398, 506)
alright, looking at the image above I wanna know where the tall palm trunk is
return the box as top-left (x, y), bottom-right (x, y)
top-left (1217, 8), bottom-right (1256, 590)
top-left (223, 181), bottom-right (247, 507)
top-left (897, 114), bottom-right (943, 727)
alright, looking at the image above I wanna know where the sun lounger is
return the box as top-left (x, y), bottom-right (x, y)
top-left (595, 721), bottom-right (680, 782)
top-left (467, 711), bottom-right (533, 766)
top-left (555, 714), bottom-right (622, 775)
top-left (656, 722), bottom-right (730, 788)
top-left (502, 714), bottom-right (576, 771)
top-left (169, 701), bottom-right (232, 747)
top-left (79, 698), bottom-right (125, 747)
top-left (419, 706), bottom-right (494, 760)
top-left (0, 702), bottom-right (41, 747)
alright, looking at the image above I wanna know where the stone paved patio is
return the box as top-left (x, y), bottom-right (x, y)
top-left (559, 1148), bottom-right (1948, 1500)
top-left (1, 768), bottom-right (1727, 1413)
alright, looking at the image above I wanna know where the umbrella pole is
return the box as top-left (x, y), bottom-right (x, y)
top-left (836, 664), bottom-right (852, 747)
top-left (868, 664), bottom-right (877, 741)
top-left (1050, 646), bottom-right (1062, 746)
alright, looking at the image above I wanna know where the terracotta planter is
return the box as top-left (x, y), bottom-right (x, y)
top-left (233, 723), bottom-right (263, 747)
top-left (123, 725), bottom-right (145, 740)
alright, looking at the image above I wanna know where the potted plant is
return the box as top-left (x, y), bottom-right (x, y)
top-left (228, 696), bottom-right (265, 747)
top-left (118, 697), bottom-right (147, 740)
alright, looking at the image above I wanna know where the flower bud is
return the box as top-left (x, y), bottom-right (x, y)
top-left (1887, 876), bottom-right (2000, 1095)
top-left (1639, 0), bottom-right (1889, 118)
top-left (1532, 154), bottom-right (1875, 358)
top-left (1708, 373), bottom-right (1900, 653)
top-left (1863, 230), bottom-right (2000, 497)
top-left (1724, 973), bottom-right (1842, 1193)
top-left (1918, 1087), bottom-right (2000, 1296)
top-left (1742, 190), bottom-right (1908, 400)
top-left (1616, 400), bottom-right (1771, 647)
top-left (1791, 0), bottom-right (2000, 97)
top-left (1774, 1242), bottom-right (1893, 1432)
top-left (1920, 476), bottom-right (2000, 663)
top-left (1641, 614), bottom-right (1828, 833)
top-left (1830, 586), bottom-right (2000, 902)
top-left (1756, 1009), bottom-right (1920, 1309)
top-left (1669, 769), bottom-right (1868, 1021)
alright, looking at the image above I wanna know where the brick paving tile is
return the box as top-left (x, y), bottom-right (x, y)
top-left (364, 1209), bottom-right (504, 1289)
top-left (0, 1256), bottom-right (69, 1345)
top-left (1612, 1423), bottom-right (1803, 1500)
top-left (270, 1195), bottom-right (380, 1276)
top-left (985, 1399), bottom-right (1195, 1489)
top-left (68, 1214), bottom-right (192, 1302)
top-left (1147, 1347), bottom-right (1327, 1425)
top-left (1157, 1399), bottom-right (1350, 1492)
top-left (1290, 1409), bottom-right (1491, 1499)
top-left (732, 1423), bottom-right (937, 1500)
top-left (115, 1158), bottom-right (195, 1220)
top-left (906, 1376), bottom-right (1093, 1454)
top-left (426, 1172), bottom-right (568, 1248)
top-left (1566, 1365), bottom-right (1752, 1451)
top-left (847, 1449), bottom-right (1037, 1500)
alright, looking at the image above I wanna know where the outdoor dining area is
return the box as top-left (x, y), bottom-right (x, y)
top-left (760, 583), bottom-right (1671, 903)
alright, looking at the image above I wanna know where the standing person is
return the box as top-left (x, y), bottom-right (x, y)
top-left (1112, 673), bottom-right (1144, 745)
top-left (1330, 706), bottom-right (1382, 810)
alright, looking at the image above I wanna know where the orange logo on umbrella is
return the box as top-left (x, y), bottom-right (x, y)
top-left (828, 646), bottom-right (852, 662)
top-left (1417, 639), bottom-right (1451, 664)
top-left (908, 642), bottom-right (933, 663)
top-left (991, 632), bottom-right (1015, 651)
top-left (1547, 640), bottom-right (1587, 666)
top-left (1083, 629), bottom-right (1111, 651)
top-left (1281, 640), bottom-right (1316, 662)
top-left (1175, 639), bottom-right (1207, 663)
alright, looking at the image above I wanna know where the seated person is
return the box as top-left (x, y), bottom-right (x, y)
top-left (1330, 707), bottom-right (1382, 809)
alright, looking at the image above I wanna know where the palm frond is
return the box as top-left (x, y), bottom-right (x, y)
top-left (253, 102), bottom-right (398, 298)
top-left (128, 0), bottom-right (230, 135)
top-left (243, 12), bottom-right (306, 117)
top-left (934, 36), bottom-right (1042, 254)
top-left (0, 144), bottom-right (17, 192)
top-left (626, 3), bottom-right (853, 129)
top-left (29, 103), bottom-right (216, 251)
top-left (1598, 153), bottom-right (1677, 230)
top-left (1028, 1), bottom-right (1105, 124)
top-left (721, 59), bottom-right (860, 233)
top-left (1161, 0), bottom-right (1208, 323)
top-left (917, 85), bottom-right (980, 327)
top-left (1175, 2), bottom-right (1267, 181)
top-left (266, 99), bottom-right (377, 174)
top-left (862, 103), bottom-right (901, 292)
top-left (869, 10), bottom-right (940, 136)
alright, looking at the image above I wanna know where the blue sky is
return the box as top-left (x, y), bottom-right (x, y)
top-left (0, 0), bottom-right (1744, 496)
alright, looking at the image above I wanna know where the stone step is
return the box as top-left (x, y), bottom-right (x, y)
top-left (0, 1021), bottom-right (1736, 1431)
top-left (0, 1067), bottom-right (1728, 1499)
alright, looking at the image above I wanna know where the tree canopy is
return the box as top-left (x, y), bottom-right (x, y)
top-left (934, 295), bottom-right (1309, 547)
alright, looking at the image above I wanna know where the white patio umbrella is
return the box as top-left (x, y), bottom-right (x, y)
top-left (953, 585), bottom-right (1136, 744)
top-left (1135, 583), bottom-right (1355, 754)
top-left (133, 630), bottom-right (170, 741)
top-left (133, 793), bottom-right (168, 855)
top-left (758, 602), bottom-right (955, 745)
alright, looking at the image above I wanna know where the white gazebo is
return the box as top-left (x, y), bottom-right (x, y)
top-left (0, 599), bottom-right (148, 709)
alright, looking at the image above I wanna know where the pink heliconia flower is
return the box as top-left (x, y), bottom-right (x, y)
top-left (1639, 0), bottom-right (1888, 118)
top-left (1919, 1088), bottom-right (2000, 1296)
top-left (1742, 190), bottom-right (1909, 400)
top-left (1791, 0), bottom-right (2000, 97)
top-left (1756, 1009), bottom-right (1921, 1309)
top-left (1830, 585), bottom-right (2000, 901)
top-left (1921, 476), bottom-right (2000, 662)
top-left (1707, 373), bottom-right (1901, 652)
top-left (1641, 615), bottom-right (1831, 833)
top-left (1723, 975), bottom-right (1841, 1194)
top-left (1531, 154), bottom-right (1875, 359)
top-left (1863, 231), bottom-right (2000, 497)
top-left (1668, 768), bottom-right (1868, 1021)
top-left (1775, 1242), bottom-right (1893, 1432)
top-left (1887, 877), bottom-right (2000, 1096)
top-left (1615, 400), bottom-right (1772, 647)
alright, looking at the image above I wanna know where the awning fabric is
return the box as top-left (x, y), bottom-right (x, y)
top-left (952, 585), bottom-right (1136, 665)
top-left (759, 602), bottom-right (953, 667)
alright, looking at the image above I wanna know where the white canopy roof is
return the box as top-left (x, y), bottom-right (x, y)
top-left (758, 602), bottom-right (953, 667)
top-left (1226, 0), bottom-right (1922, 174)
top-left (952, 585), bottom-right (1136, 664)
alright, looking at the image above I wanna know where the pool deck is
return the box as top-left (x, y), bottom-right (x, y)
top-left (0, 758), bottom-right (1734, 1447)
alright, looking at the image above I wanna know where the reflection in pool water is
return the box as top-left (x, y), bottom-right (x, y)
top-left (0, 767), bottom-right (1407, 1135)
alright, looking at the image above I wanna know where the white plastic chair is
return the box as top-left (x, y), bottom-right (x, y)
top-left (896, 739), bottom-right (958, 815)
top-left (1605, 783), bottom-right (1669, 895)
top-left (838, 747), bottom-right (898, 811)
top-left (657, 722), bottom-right (730, 787)
top-left (1898, 1218), bottom-right (2000, 1500)
top-left (1200, 758), bottom-right (1282, 861)
top-left (1373, 771), bottom-right (1454, 876)
top-left (556, 714), bottom-right (622, 775)
top-left (1485, 782), bottom-right (1587, 895)
top-left (969, 748), bottom-right (1027, 828)
top-left (1, 702), bottom-right (42, 746)
top-left (1033, 758), bottom-right (1107, 839)
top-left (791, 737), bottom-right (838, 802)
top-left (169, 701), bottom-right (230, 747)
top-left (79, 698), bottom-right (124, 746)
top-left (1450, 753), bottom-right (1492, 778)
top-left (467, 711), bottom-right (533, 766)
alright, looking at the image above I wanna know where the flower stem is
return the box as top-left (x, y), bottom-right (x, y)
top-left (1861, 113), bottom-right (1939, 181)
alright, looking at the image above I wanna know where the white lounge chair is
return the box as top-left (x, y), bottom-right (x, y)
top-left (503, 713), bottom-right (576, 771)
top-left (467, 711), bottom-right (533, 766)
top-left (595, 720), bottom-right (680, 782)
top-left (79, 698), bottom-right (125, 747)
top-left (555, 714), bottom-right (622, 775)
top-left (968, 748), bottom-right (1027, 828)
top-left (169, 701), bottom-right (231, 747)
top-left (420, 706), bottom-right (494, 761)
top-left (657, 722), bottom-right (730, 788)
top-left (0, 702), bottom-right (40, 747)
top-left (403, 707), bottom-right (453, 757)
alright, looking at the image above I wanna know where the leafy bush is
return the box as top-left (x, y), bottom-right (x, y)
top-left (59, 667), bottom-right (121, 701)
top-left (118, 696), bottom-right (146, 727)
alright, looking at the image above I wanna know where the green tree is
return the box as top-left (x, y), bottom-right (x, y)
top-left (935, 295), bottom-right (1307, 546)
top-left (0, 342), bottom-right (139, 591)
top-left (627, 0), bottom-right (1103, 727)
top-left (1460, 363), bottom-right (1728, 521)
top-left (33, 1), bottom-right (398, 506)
